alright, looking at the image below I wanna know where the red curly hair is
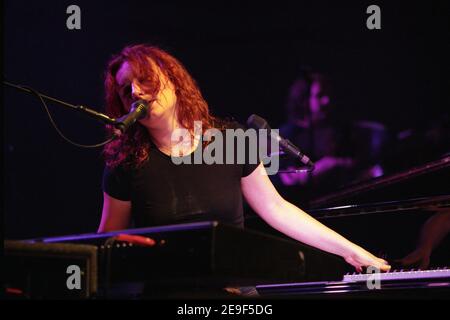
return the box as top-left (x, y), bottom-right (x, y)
top-left (103, 44), bottom-right (224, 168)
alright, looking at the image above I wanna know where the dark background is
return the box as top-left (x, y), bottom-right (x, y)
top-left (4, 1), bottom-right (450, 239)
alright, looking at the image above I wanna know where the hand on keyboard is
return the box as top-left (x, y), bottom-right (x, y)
top-left (396, 247), bottom-right (431, 270)
top-left (345, 246), bottom-right (391, 273)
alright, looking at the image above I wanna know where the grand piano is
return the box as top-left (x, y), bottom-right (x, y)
top-left (249, 156), bottom-right (450, 298)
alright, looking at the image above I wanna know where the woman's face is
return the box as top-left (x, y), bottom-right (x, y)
top-left (309, 81), bottom-right (330, 116)
top-left (115, 60), bottom-right (178, 130)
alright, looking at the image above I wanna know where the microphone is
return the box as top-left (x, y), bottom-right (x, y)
top-left (247, 114), bottom-right (315, 168)
top-left (114, 99), bottom-right (150, 133)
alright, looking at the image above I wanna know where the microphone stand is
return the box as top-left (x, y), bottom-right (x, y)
top-left (3, 80), bottom-right (117, 126)
top-left (3, 80), bottom-right (130, 147)
top-left (268, 151), bottom-right (315, 173)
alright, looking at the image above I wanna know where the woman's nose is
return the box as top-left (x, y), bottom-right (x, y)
top-left (131, 81), bottom-right (145, 99)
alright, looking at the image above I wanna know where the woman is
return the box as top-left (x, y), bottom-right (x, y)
top-left (277, 70), bottom-right (387, 203)
top-left (98, 44), bottom-right (390, 273)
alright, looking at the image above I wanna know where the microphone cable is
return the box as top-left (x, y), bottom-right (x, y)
top-left (4, 81), bottom-right (117, 148)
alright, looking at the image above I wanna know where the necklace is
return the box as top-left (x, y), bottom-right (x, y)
top-left (158, 135), bottom-right (200, 157)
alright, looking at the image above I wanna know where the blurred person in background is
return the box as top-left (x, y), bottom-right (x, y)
top-left (273, 69), bottom-right (388, 206)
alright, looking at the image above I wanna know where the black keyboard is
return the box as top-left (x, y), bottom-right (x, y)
top-left (24, 221), bottom-right (309, 287)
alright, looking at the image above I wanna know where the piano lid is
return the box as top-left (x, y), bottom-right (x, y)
top-left (309, 194), bottom-right (450, 219)
top-left (309, 156), bottom-right (450, 209)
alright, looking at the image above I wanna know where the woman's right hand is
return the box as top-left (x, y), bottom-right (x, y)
top-left (314, 156), bottom-right (355, 176)
top-left (279, 166), bottom-right (309, 186)
top-left (398, 247), bottom-right (431, 270)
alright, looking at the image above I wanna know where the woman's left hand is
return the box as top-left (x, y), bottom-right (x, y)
top-left (344, 246), bottom-right (391, 273)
